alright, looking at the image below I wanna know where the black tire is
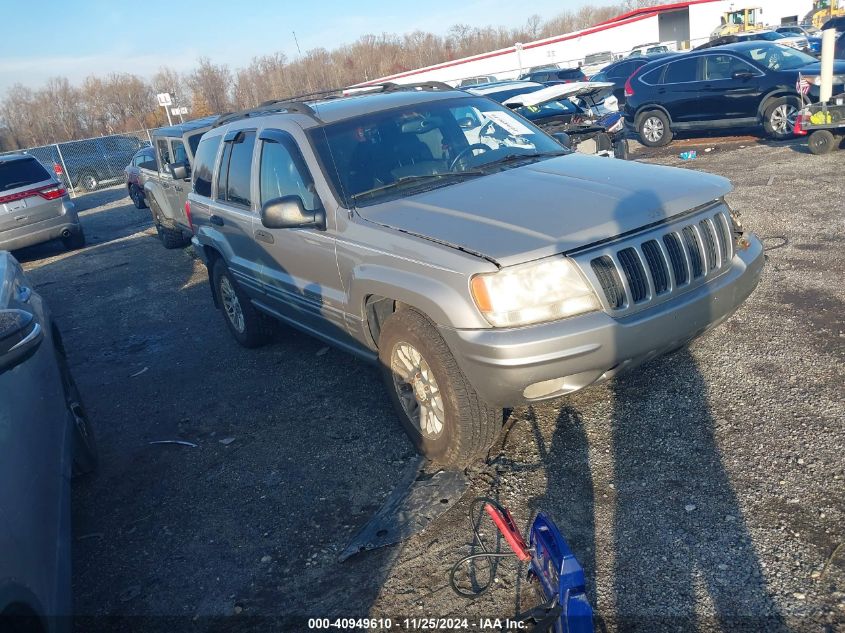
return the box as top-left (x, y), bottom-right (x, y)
top-left (763, 96), bottom-right (800, 139)
top-left (636, 110), bottom-right (673, 147)
top-left (613, 138), bottom-right (630, 160)
top-left (130, 184), bottom-right (147, 209)
top-left (62, 228), bottom-right (85, 250)
top-left (212, 259), bottom-right (270, 348)
top-left (378, 308), bottom-right (501, 467)
top-left (156, 223), bottom-right (189, 249)
top-left (77, 172), bottom-right (98, 192)
top-left (808, 129), bottom-right (835, 155)
top-left (56, 341), bottom-right (98, 476)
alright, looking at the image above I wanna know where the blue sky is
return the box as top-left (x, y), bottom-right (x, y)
top-left (0, 0), bottom-right (619, 94)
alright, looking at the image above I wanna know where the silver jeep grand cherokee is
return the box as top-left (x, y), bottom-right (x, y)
top-left (188, 83), bottom-right (763, 467)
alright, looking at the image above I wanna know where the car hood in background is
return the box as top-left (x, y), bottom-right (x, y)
top-left (502, 82), bottom-right (615, 108)
top-left (357, 154), bottom-right (731, 267)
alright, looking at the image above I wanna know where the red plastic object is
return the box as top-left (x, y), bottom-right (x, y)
top-left (184, 199), bottom-right (193, 232)
top-left (484, 503), bottom-right (531, 561)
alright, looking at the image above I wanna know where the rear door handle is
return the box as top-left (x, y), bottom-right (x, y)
top-left (209, 215), bottom-right (224, 226)
top-left (174, 185), bottom-right (183, 192)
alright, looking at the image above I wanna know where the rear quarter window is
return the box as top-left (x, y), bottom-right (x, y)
top-left (192, 135), bottom-right (223, 198)
top-left (0, 158), bottom-right (51, 192)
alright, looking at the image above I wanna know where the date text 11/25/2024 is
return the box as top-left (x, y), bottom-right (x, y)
top-left (307, 617), bottom-right (527, 630)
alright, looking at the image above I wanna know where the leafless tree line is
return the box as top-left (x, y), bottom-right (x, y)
top-left (0, 1), bottom-right (673, 150)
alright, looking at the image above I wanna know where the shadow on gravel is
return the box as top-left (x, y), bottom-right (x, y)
top-left (531, 184), bottom-right (784, 631)
top-left (608, 351), bottom-right (785, 632)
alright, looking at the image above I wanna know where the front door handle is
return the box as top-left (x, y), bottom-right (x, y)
top-left (254, 229), bottom-right (274, 244)
top-left (209, 215), bottom-right (224, 226)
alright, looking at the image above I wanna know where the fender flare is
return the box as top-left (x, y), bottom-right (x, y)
top-left (635, 104), bottom-right (672, 126)
top-left (757, 89), bottom-right (799, 119)
top-left (350, 264), bottom-right (484, 332)
top-left (143, 179), bottom-right (177, 225)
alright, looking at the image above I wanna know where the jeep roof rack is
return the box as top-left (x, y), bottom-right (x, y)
top-left (211, 81), bottom-right (459, 128)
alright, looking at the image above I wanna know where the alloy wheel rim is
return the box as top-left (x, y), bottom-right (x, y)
top-left (771, 104), bottom-right (797, 136)
top-left (643, 117), bottom-right (664, 143)
top-left (220, 276), bottom-right (245, 333)
top-left (391, 342), bottom-right (445, 439)
top-left (83, 175), bottom-right (96, 190)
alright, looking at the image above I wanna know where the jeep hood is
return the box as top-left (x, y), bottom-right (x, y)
top-left (357, 154), bottom-right (731, 267)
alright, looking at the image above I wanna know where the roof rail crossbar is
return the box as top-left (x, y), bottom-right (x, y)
top-left (211, 100), bottom-right (321, 128)
top-left (375, 81), bottom-right (455, 93)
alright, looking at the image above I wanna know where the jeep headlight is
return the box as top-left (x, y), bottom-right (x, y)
top-left (470, 257), bottom-right (600, 327)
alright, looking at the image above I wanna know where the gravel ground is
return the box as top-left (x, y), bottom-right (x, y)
top-left (16, 138), bottom-right (844, 632)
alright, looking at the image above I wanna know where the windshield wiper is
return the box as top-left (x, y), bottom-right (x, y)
top-left (351, 171), bottom-right (484, 201)
top-left (478, 150), bottom-right (569, 170)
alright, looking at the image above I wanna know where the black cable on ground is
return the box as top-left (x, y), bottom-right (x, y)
top-left (449, 497), bottom-right (520, 598)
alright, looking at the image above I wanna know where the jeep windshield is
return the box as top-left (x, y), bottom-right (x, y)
top-left (309, 96), bottom-right (566, 206)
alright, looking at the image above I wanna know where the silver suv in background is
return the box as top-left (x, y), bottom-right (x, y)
top-left (0, 154), bottom-right (84, 251)
top-left (143, 116), bottom-right (217, 248)
top-left (188, 84), bottom-right (764, 467)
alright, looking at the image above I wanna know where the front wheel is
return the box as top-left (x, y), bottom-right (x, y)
top-left (77, 172), bottom-right (98, 192)
top-left (637, 110), bottom-right (673, 147)
top-left (130, 184), bottom-right (147, 209)
top-left (378, 308), bottom-right (501, 467)
top-left (56, 345), bottom-right (98, 476)
top-left (763, 97), bottom-right (799, 139)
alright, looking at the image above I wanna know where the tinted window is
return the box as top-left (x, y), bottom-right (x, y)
top-left (703, 55), bottom-right (757, 80)
top-left (192, 134), bottom-right (222, 198)
top-left (663, 57), bottom-right (700, 83)
top-left (558, 69), bottom-right (584, 79)
top-left (156, 140), bottom-right (171, 167)
top-left (172, 140), bottom-right (187, 164)
top-left (188, 133), bottom-right (203, 157)
top-left (224, 131), bottom-right (256, 208)
top-left (259, 137), bottom-right (319, 211)
top-left (607, 61), bottom-right (634, 79)
top-left (216, 142), bottom-right (232, 200)
top-left (0, 157), bottom-right (50, 191)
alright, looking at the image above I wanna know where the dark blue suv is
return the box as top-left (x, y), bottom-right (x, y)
top-left (624, 42), bottom-right (845, 147)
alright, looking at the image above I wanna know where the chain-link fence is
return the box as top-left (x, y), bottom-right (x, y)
top-left (1, 129), bottom-right (154, 198)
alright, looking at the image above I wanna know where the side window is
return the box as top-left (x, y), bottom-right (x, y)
top-left (259, 135), bottom-right (319, 211)
top-left (171, 140), bottom-right (187, 164)
top-left (224, 131), bottom-right (256, 208)
top-left (607, 62), bottom-right (632, 79)
top-left (192, 134), bottom-right (222, 198)
top-left (704, 55), bottom-right (757, 80)
top-left (216, 142), bottom-right (232, 201)
top-left (156, 140), bottom-right (171, 168)
top-left (663, 57), bottom-right (701, 84)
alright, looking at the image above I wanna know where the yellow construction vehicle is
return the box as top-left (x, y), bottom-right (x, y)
top-left (711, 7), bottom-right (765, 38)
top-left (807, 0), bottom-right (844, 29)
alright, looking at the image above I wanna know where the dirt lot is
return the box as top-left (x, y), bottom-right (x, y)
top-left (16, 138), bottom-right (845, 632)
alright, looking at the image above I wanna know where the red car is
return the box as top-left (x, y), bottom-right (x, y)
top-left (124, 147), bottom-right (156, 209)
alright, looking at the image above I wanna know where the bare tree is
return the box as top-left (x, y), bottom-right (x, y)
top-left (186, 57), bottom-right (232, 114)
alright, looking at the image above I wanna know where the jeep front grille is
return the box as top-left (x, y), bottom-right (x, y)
top-left (577, 206), bottom-right (734, 315)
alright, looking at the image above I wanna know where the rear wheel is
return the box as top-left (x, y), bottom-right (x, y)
top-left (763, 97), bottom-right (800, 139)
top-left (156, 222), bottom-right (189, 249)
top-left (62, 228), bottom-right (85, 250)
top-left (808, 129), bottom-right (835, 155)
top-left (212, 259), bottom-right (270, 348)
top-left (378, 308), bottom-right (501, 467)
top-left (637, 110), bottom-right (673, 147)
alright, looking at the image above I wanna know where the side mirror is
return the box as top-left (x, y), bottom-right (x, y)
top-left (552, 132), bottom-right (573, 149)
top-left (261, 195), bottom-right (326, 231)
top-left (168, 161), bottom-right (190, 180)
top-left (0, 309), bottom-right (43, 373)
top-left (732, 70), bottom-right (754, 80)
